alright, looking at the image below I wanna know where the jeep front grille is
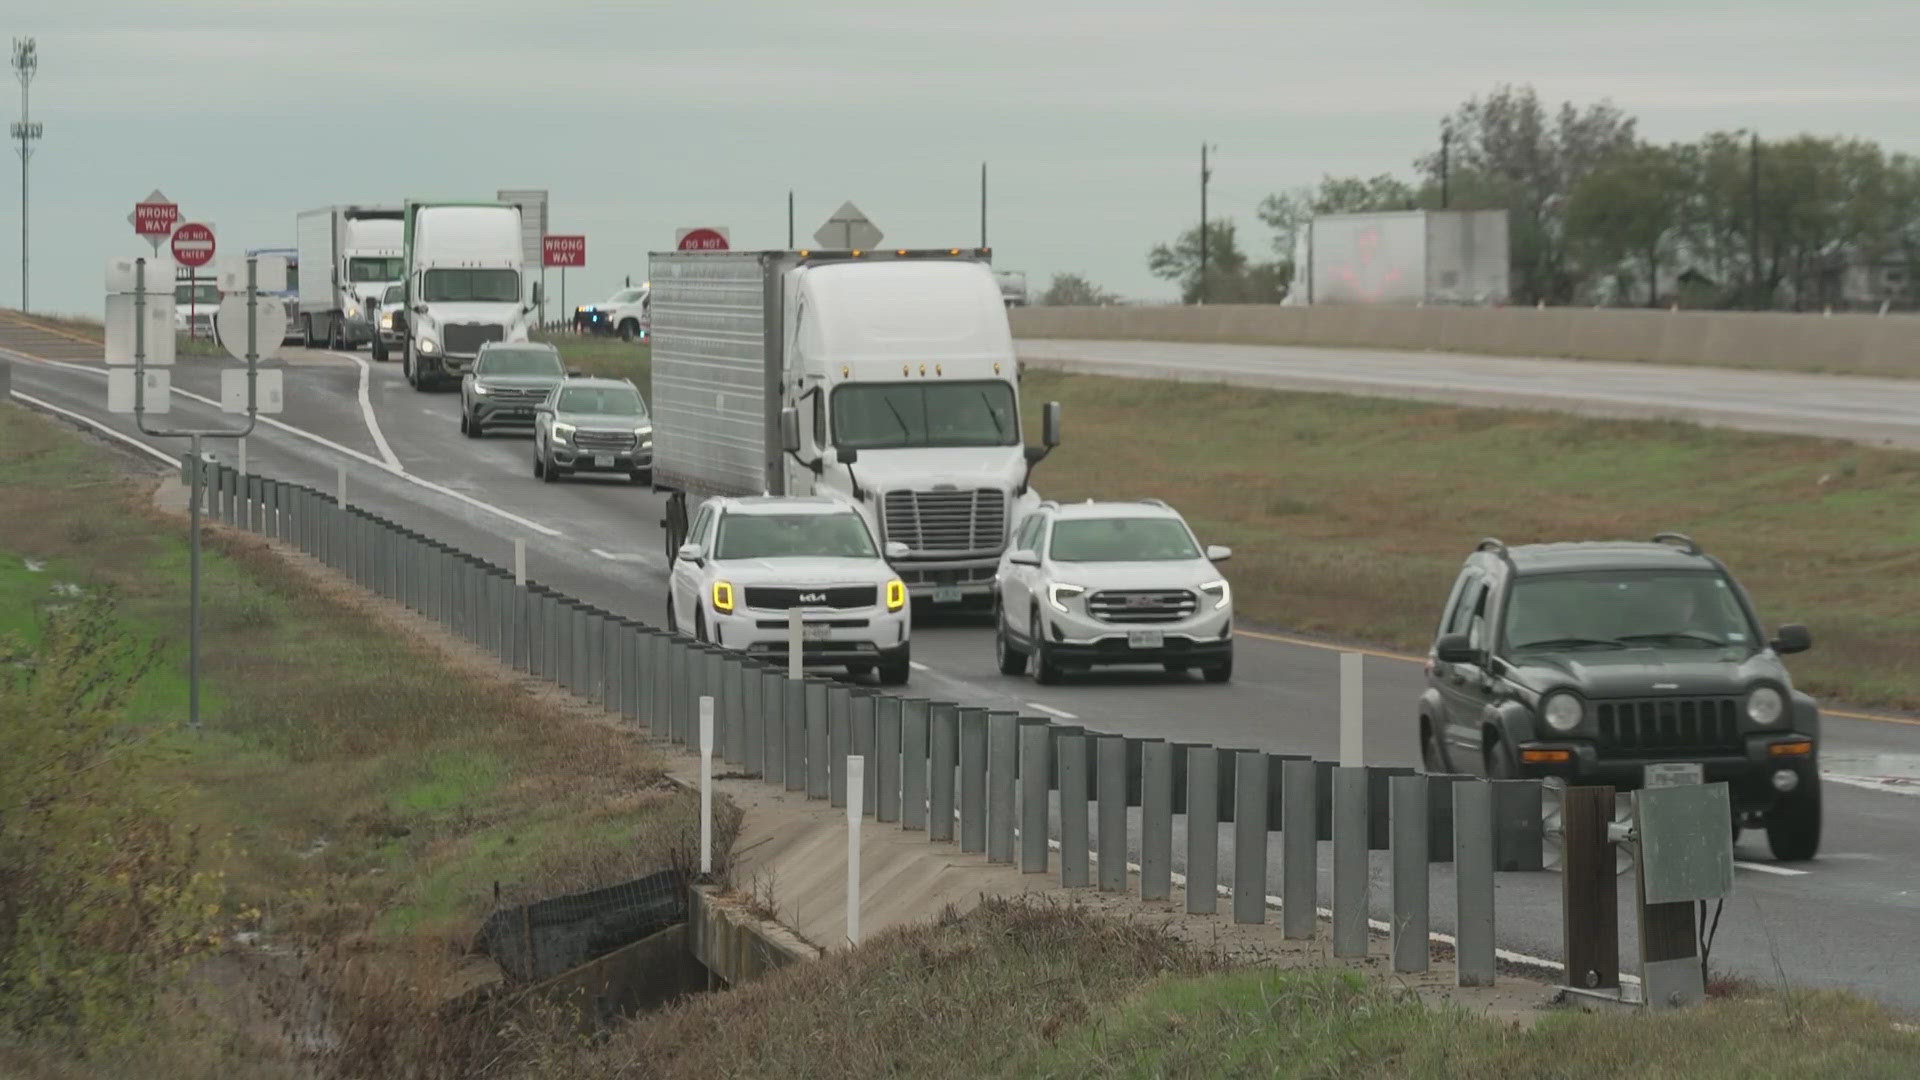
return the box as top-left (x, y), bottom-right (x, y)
top-left (883, 489), bottom-right (1006, 557)
top-left (443, 322), bottom-right (505, 356)
top-left (743, 585), bottom-right (877, 611)
top-left (1087, 589), bottom-right (1198, 624)
top-left (1594, 697), bottom-right (1742, 757)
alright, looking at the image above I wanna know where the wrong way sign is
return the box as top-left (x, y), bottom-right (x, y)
top-left (131, 189), bottom-right (178, 237)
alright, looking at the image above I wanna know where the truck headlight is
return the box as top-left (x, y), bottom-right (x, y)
top-left (886, 579), bottom-right (907, 612)
top-left (1047, 583), bottom-right (1084, 613)
top-left (417, 336), bottom-right (438, 354)
top-left (551, 422), bottom-right (575, 443)
top-left (711, 580), bottom-right (735, 614)
top-left (1541, 691), bottom-right (1584, 733)
top-left (345, 301), bottom-right (360, 319)
top-left (1200, 579), bottom-right (1231, 611)
top-left (380, 313), bottom-right (393, 330)
top-left (1747, 686), bottom-right (1784, 726)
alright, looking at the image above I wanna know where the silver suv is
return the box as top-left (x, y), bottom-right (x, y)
top-left (531, 376), bottom-right (653, 483)
top-left (993, 499), bottom-right (1234, 684)
top-left (461, 341), bottom-right (567, 437)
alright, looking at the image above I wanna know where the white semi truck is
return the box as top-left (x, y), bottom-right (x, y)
top-left (296, 205), bottom-right (404, 351)
top-left (399, 200), bottom-right (539, 390)
top-left (650, 248), bottom-right (1060, 608)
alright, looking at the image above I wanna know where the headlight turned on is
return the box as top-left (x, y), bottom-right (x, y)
top-left (886, 579), bottom-right (907, 612)
top-left (711, 580), bottom-right (735, 614)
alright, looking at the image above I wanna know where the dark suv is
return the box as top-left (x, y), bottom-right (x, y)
top-left (1418, 534), bottom-right (1820, 861)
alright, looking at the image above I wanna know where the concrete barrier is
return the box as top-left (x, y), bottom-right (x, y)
top-left (1011, 304), bottom-right (1920, 376)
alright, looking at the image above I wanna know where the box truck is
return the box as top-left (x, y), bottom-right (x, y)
top-left (398, 201), bottom-right (538, 389)
top-left (296, 205), bottom-right (404, 352)
top-left (649, 248), bottom-right (1060, 608)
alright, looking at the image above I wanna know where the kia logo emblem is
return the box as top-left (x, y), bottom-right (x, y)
top-left (799, 593), bottom-right (826, 604)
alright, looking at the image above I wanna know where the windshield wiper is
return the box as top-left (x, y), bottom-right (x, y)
top-left (1513, 637), bottom-right (1626, 651)
top-left (978, 390), bottom-right (1007, 439)
top-left (1615, 632), bottom-right (1729, 648)
top-left (884, 398), bottom-right (913, 440)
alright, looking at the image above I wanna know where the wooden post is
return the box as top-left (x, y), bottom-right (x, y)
top-left (1561, 786), bottom-right (1620, 991)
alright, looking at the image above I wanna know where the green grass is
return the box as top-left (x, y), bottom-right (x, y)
top-left (1020, 368), bottom-right (1920, 711)
top-left (538, 328), bottom-right (651, 386)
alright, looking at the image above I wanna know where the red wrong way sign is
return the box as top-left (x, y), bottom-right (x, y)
top-left (675, 227), bottom-right (730, 251)
top-left (542, 234), bottom-right (586, 267)
top-left (134, 200), bottom-right (179, 237)
top-left (171, 223), bottom-right (217, 268)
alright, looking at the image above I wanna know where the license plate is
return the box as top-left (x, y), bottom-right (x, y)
top-left (1127, 630), bottom-right (1165, 649)
top-left (1644, 762), bottom-right (1703, 788)
top-left (803, 623), bottom-right (831, 642)
top-left (932, 586), bottom-right (962, 604)
top-left (593, 454), bottom-right (615, 468)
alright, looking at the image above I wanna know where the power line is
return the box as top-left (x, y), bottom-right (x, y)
top-left (11, 37), bottom-right (42, 312)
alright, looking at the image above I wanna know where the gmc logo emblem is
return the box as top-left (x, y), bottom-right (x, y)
top-left (798, 593), bottom-right (827, 604)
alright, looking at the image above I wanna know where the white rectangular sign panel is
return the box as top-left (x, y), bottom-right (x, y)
top-left (104, 294), bottom-right (176, 367)
top-left (221, 368), bottom-right (284, 415)
top-left (107, 369), bottom-right (170, 415)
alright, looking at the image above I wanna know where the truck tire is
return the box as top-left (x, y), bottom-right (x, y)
top-left (328, 315), bottom-right (345, 352)
top-left (371, 336), bottom-right (386, 362)
top-left (619, 319), bottom-right (640, 342)
top-left (1765, 780), bottom-right (1821, 862)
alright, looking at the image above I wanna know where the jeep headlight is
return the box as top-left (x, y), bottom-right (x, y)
top-left (886, 579), bottom-right (907, 612)
top-left (1047, 582), bottom-right (1085, 613)
top-left (1541, 691), bottom-right (1584, 733)
top-left (711, 580), bottom-right (735, 614)
top-left (417, 335), bottom-right (438, 354)
top-left (551, 422), bottom-right (575, 443)
top-left (1747, 686), bottom-right (1784, 726)
top-left (1201, 579), bottom-right (1231, 611)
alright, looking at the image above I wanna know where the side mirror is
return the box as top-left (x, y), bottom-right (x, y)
top-left (1435, 632), bottom-right (1477, 665)
top-left (411, 303), bottom-right (428, 315)
top-left (1009, 550), bottom-right (1041, 568)
top-left (884, 541), bottom-right (910, 561)
top-left (676, 543), bottom-right (705, 565)
top-left (567, 369), bottom-right (583, 377)
top-left (837, 445), bottom-right (860, 466)
top-left (1042, 400), bottom-right (1062, 449)
top-left (780, 407), bottom-right (802, 454)
top-left (1205, 545), bottom-right (1232, 563)
top-left (1771, 623), bottom-right (1812, 655)
top-left (531, 281), bottom-right (544, 305)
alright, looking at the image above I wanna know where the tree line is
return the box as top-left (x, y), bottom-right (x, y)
top-left (1041, 85), bottom-right (1920, 311)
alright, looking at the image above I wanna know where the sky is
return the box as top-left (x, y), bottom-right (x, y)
top-left (6, 0), bottom-right (1920, 316)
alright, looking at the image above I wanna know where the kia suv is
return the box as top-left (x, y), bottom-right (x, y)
top-left (993, 499), bottom-right (1234, 684)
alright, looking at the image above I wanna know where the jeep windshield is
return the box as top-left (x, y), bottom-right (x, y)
top-left (422, 268), bottom-right (520, 303)
top-left (1049, 518), bottom-right (1200, 563)
top-left (716, 513), bottom-right (877, 560)
top-left (832, 381), bottom-right (1018, 449)
top-left (1505, 570), bottom-right (1757, 654)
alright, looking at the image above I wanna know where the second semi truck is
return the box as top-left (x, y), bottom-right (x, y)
top-left (399, 200), bottom-right (538, 389)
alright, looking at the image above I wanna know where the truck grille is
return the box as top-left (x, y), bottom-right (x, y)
top-left (882, 489), bottom-right (1005, 556)
top-left (1594, 697), bottom-right (1742, 757)
top-left (443, 322), bottom-right (505, 356)
top-left (573, 430), bottom-right (637, 451)
top-left (1087, 590), bottom-right (1198, 624)
top-left (743, 586), bottom-right (876, 611)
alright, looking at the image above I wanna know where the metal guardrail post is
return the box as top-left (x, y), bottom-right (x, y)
top-left (853, 693), bottom-right (878, 815)
top-left (784, 678), bottom-right (807, 791)
top-left (877, 697), bottom-right (902, 823)
top-left (1493, 779), bottom-right (1546, 871)
top-left (958, 707), bottom-right (988, 853)
top-left (929, 702), bottom-right (958, 843)
top-left (1391, 773), bottom-right (1430, 974)
top-left (806, 679), bottom-right (830, 800)
top-left (758, 671), bottom-right (783, 783)
top-left (671, 640), bottom-right (693, 745)
top-left (900, 699), bottom-right (929, 830)
top-left (1185, 746), bottom-right (1219, 914)
top-left (1096, 735), bottom-right (1128, 892)
top-left (986, 711), bottom-right (1019, 863)
top-left (1454, 779), bottom-right (1497, 987)
top-left (1369, 766), bottom-right (1415, 850)
top-left (1282, 758), bottom-right (1318, 939)
top-left (1233, 751), bottom-right (1269, 924)
top-left (721, 657), bottom-right (745, 767)
top-left (828, 686), bottom-right (853, 809)
top-left (1019, 719), bottom-right (1051, 873)
top-left (1332, 765), bottom-right (1369, 955)
top-left (1059, 732), bottom-right (1090, 887)
top-left (1140, 740), bottom-right (1172, 901)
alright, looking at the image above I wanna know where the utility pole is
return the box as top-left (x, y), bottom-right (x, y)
top-left (11, 38), bottom-right (42, 312)
top-left (1748, 132), bottom-right (1762, 310)
top-left (787, 189), bottom-right (794, 248)
top-left (980, 161), bottom-right (987, 249)
top-left (1440, 122), bottom-right (1451, 210)
top-left (1198, 143), bottom-right (1215, 304)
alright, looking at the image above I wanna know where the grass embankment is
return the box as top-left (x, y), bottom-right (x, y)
top-left (534, 899), bottom-right (1920, 1077)
top-left (0, 402), bottom-right (728, 1075)
top-left (1019, 369), bottom-right (1920, 711)
top-left (536, 330), bottom-right (649, 386)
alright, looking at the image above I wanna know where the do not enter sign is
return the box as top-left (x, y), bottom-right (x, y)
top-left (172, 223), bottom-right (216, 268)
top-left (675, 227), bottom-right (729, 251)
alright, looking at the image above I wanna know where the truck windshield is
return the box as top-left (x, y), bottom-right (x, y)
top-left (831, 381), bottom-right (1018, 450)
top-left (349, 257), bottom-right (405, 282)
top-left (383, 285), bottom-right (404, 304)
top-left (1504, 570), bottom-right (1757, 653)
top-left (557, 386), bottom-right (645, 415)
top-left (475, 348), bottom-right (562, 376)
top-left (716, 513), bottom-right (877, 560)
top-left (175, 284), bottom-right (219, 305)
top-left (422, 269), bottom-right (520, 303)
top-left (1049, 518), bottom-right (1199, 562)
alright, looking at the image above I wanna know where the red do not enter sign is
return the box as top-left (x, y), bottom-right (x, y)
top-left (171, 223), bottom-right (217, 268)
top-left (676, 227), bottom-right (729, 251)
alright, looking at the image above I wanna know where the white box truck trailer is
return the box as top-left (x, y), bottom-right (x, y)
top-left (296, 205), bottom-right (404, 352)
top-left (650, 248), bottom-right (1061, 608)
top-left (398, 200), bottom-right (538, 389)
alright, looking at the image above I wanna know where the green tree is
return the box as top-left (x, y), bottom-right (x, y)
top-left (1256, 174), bottom-right (1421, 258)
top-left (1147, 220), bottom-right (1290, 303)
top-left (1565, 143), bottom-right (1692, 305)
top-left (1038, 272), bottom-right (1121, 306)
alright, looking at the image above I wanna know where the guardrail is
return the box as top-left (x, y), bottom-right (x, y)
top-left (191, 453), bottom-right (1725, 1009)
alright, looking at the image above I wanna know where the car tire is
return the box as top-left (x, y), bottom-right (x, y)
top-left (540, 451), bottom-right (560, 483)
top-left (878, 655), bottom-right (911, 686)
top-left (371, 337), bottom-right (387, 362)
top-left (1765, 779), bottom-right (1821, 862)
top-left (665, 598), bottom-right (678, 634)
top-left (1421, 720), bottom-right (1449, 773)
top-left (532, 452), bottom-right (544, 479)
top-left (1031, 611), bottom-right (1063, 686)
top-left (1484, 736), bottom-right (1520, 780)
top-left (994, 605), bottom-right (1028, 676)
top-left (620, 320), bottom-right (639, 342)
top-left (1163, 662), bottom-right (1190, 677)
top-left (694, 609), bottom-right (709, 645)
top-left (1203, 651), bottom-right (1233, 684)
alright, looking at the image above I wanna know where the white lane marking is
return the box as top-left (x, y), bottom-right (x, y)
top-left (591, 548), bottom-right (664, 569)
top-left (1822, 772), bottom-right (1920, 798)
top-left (909, 661), bottom-right (930, 672)
top-left (1735, 860), bottom-right (1809, 877)
top-left (1026, 702), bottom-right (1078, 720)
top-left (330, 351), bottom-right (401, 471)
top-left (8, 389), bottom-right (179, 466)
top-left (15, 355), bottom-right (563, 538)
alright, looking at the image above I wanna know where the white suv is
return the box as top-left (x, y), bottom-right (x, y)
top-left (993, 499), bottom-right (1234, 684)
top-left (667, 495), bottom-right (913, 685)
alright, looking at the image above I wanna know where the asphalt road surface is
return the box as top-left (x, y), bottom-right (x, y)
top-left (1016, 338), bottom-right (1920, 449)
top-left (6, 331), bottom-right (1917, 1010)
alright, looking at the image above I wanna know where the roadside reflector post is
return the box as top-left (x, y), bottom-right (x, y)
top-left (1282, 758), bottom-right (1319, 939)
top-left (513, 538), bottom-right (525, 587)
top-left (1390, 774), bottom-right (1430, 973)
top-left (846, 755), bottom-right (864, 946)
top-left (1185, 746), bottom-right (1219, 914)
top-left (1339, 651), bottom-right (1363, 767)
top-left (1233, 750), bottom-right (1269, 924)
top-left (699, 695), bottom-right (714, 877)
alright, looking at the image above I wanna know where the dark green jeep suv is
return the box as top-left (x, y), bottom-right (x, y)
top-left (1418, 534), bottom-right (1820, 861)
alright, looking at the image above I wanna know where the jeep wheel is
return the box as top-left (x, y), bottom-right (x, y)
top-left (1031, 612), bottom-right (1063, 686)
top-left (1765, 781), bottom-right (1821, 862)
top-left (1421, 721), bottom-right (1448, 773)
top-left (1484, 737), bottom-right (1520, 780)
top-left (994, 605), bottom-right (1028, 676)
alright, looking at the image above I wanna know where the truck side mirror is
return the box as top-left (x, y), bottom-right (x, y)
top-left (837, 445), bottom-right (860, 466)
top-left (1435, 632), bottom-right (1477, 665)
top-left (676, 543), bottom-right (705, 566)
top-left (1205, 545), bottom-right (1232, 563)
top-left (780, 407), bottom-right (802, 454)
top-left (531, 281), bottom-right (544, 305)
top-left (884, 541), bottom-right (910, 561)
top-left (1771, 624), bottom-right (1812, 655)
top-left (1042, 400), bottom-right (1062, 448)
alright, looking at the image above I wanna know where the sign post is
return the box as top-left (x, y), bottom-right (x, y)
top-left (171, 223), bottom-right (216, 339)
top-left (542, 235), bottom-right (585, 328)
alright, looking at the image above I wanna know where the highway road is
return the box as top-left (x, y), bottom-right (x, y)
top-left (1016, 338), bottom-right (1920, 449)
top-left (6, 330), bottom-right (1918, 1009)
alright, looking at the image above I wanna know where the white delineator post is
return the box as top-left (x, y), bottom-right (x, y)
top-left (237, 436), bottom-right (247, 478)
top-left (1340, 651), bottom-right (1364, 767)
top-left (787, 606), bottom-right (803, 678)
top-left (846, 754), bottom-right (864, 946)
top-left (336, 464), bottom-right (348, 509)
top-left (699, 695), bottom-right (715, 876)
top-left (513, 538), bottom-right (526, 587)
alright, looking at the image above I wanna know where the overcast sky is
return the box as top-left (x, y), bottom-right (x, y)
top-left (8, 0), bottom-right (1920, 315)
